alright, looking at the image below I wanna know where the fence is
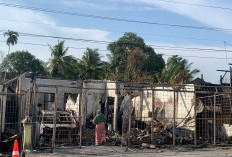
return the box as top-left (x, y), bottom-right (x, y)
top-left (2, 83), bottom-right (232, 153)
top-left (0, 93), bottom-right (25, 154)
top-left (31, 85), bottom-right (82, 150)
top-left (119, 84), bottom-right (196, 147)
top-left (120, 84), bottom-right (232, 147)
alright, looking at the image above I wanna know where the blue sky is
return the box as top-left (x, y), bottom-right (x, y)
top-left (0, 0), bottom-right (232, 83)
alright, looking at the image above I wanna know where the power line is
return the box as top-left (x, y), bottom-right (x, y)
top-left (155, 0), bottom-right (232, 11)
top-left (19, 32), bottom-right (110, 44)
top-left (0, 40), bottom-right (231, 60)
top-left (0, 30), bottom-right (232, 52)
top-left (0, 40), bottom-right (108, 51)
top-left (17, 31), bottom-right (232, 53)
top-left (0, 18), bottom-right (229, 43)
top-left (1, 30), bottom-right (231, 53)
top-left (0, 2), bottom-right (232, 32)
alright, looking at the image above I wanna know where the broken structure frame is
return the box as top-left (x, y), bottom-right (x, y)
top-left (1, 74), bottom-right (232, 149)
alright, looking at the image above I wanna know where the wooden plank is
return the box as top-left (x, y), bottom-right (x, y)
top-left (151, 86), bottom-right (155, 144)
top-left (173, 91), bottom-right (176, 146)
top-left (79, 86), bottom-right (83, 148)
top-left (214, 94), bottom-right (216, 145)
top-left (1, 87), bottom-right (7, 132)
top-left (139, 90), bottom-right (143, 120)
top-left (194, 91), bottom-right (197, 146)
top-left (113, 84), bottom-right (118, 131)
top-left (128, 95), bottom-right (132, 146)
top-left (52, 86), bottom-right (58, 151)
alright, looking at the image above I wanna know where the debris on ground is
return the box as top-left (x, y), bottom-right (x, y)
top-left (0, 132), bottom-right (18, 153)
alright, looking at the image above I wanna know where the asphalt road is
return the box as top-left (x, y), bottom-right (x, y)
top-left (26, 146), bottom-right (232, 157)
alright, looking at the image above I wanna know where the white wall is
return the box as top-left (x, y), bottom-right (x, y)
top-left (132, 85), bottom-right (195, 129)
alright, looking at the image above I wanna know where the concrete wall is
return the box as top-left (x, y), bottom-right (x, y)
top-left (132, 85), bottom-right (195, 129)
top-left (20, 77), bottom-right (82, 110)
top-left (16, 76), bottom-right (124, 128)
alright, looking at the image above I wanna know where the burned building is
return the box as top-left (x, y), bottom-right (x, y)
top-left (1, 73), bottom-right (232, 149)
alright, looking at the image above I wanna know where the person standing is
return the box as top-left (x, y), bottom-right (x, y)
top-left (93, 110), bottom-right (108, 146)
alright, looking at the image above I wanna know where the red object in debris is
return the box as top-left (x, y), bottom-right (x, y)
top-left (12, 140), bottom-right (19, 157)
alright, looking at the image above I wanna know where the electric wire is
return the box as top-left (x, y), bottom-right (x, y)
top-left (0, 2), bottom-right (232, 32)
top-left (155, 0), bottom-right (232, 11)
top-left (0, 18), bottom-right (229, 43)
top-left (0, 40), bottom-right (231, 60)
top-left (0, 30), bottom-right (230, 53)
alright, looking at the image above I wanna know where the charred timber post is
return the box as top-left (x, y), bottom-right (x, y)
top-left (113, 83), bottom-right (119, 131)
top-left (52, 86), bottom-right (58, 151)
top-left (82, 82), bottom-right (87, 130)
top-left (79, 83), bottom-right (83, 148)
top-left (230, 67), bottom-right (232, 135)
top-left (128, 90), bottom-right (132, 146)
top-left (31, 78), bottom-right (37, 147)
top-left (0, 88), bottom-right (7, 138)
top-left (0, 90), bottom-right (5, 140)
top-left (173, 91), bottom-right (176, 146)
top-left (194, 91), bottom-right (197, 146)
top-left (214, 94), bottom-right (216, 145)
top-left (33, 84), bottom-right (38, 146)
top-left (230, 67), bottom-right (232, 87)
top-left (151, 86), bottom-right (155, 144)
top-left (121, 117), bottom-right (124, 147)
top-left (139, 90), bottom-right (143, 121)
top-left (201, 74), bottom-right (204, 85)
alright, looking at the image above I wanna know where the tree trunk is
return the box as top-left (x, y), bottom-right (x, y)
top-left (3, 45), bottom-right (10, 81)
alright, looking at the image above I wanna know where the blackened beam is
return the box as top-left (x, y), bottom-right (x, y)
top-left (217, 70), bottom-right (230, 72)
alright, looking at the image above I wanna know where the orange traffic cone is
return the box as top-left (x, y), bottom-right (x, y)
top-left (12, 140), bottom-right (19, 157)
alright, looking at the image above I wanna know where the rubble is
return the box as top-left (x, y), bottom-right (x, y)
top-left (36, 110), bottom-right (79, 146)
top-left (0, 132), bottom-right (18, 153)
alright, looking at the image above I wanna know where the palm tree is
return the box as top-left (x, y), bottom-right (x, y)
top-left (47, 40), bottom-right (69, 78)
top-left (79, 48), bottom-right (103, 80)
top-left (4, 30), bottom-right (19, 55)
top-left (156, 55), bottom-right (199, 84)
top-left (3, 30), bottom-right (19, 80)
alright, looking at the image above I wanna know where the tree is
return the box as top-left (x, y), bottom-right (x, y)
top-left (4, 30), bottom-right (19, 55)
top-left (107, 32), bottom-right (165, 82)
top-left (62, 55), bottom-right (80, 79)
top-left (156, 55), bottom-right (199, 84)
top-left (3, 30), bottom-right (19, 80)
top-left (0, 51), bottom-right (4, 83)
top-left (47, 40), bottom-right (79, 78)
top-left (100, 61), bottom-right (111, 80)
top-left (0, 51), bottom-right (46, 80)
top-left (0, 51), bottom-right (4, 63)
top-left (79, 48), bottom-right (103, 80)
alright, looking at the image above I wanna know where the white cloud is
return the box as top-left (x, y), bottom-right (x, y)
top-left (60, 0), bottom-right (117, 10)
top-left (61, 1), bottom-right (101, 8)
top-left (60, 0), bottom-right (159, 11)
top-left (120, 0), bottom-right (232, 31)
top-left (0, 1), bottom-right (110, 61)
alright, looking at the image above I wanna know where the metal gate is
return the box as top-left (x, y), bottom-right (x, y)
top-left (0, 93), bottom-right (25, 155)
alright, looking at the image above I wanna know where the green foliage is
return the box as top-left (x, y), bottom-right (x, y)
top-left (156, 55), bottom-right (200, 84)
top-left (0, 31), bottom-right (200, 84)
top-left (79, 48), bottom-right (104, 80)
top-left (47, 40), bottom-right (80, 79)
top-left (61, 55), bottom-right (80, 79)
top-left (3, 30), bottom-right (19, 80)
top-left (0, 51), bottom-right (46, 80)
top-left (107, 32), bottom-right (165, 82)
top-left (4, 30), bottom-right (19, 47)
